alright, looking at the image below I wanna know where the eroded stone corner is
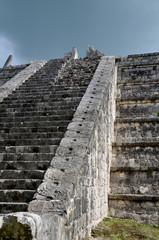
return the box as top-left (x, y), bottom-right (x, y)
top-left (0, 212), bottom-right (42, 240)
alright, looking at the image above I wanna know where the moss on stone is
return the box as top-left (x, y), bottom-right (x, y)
top-left (0, 216), bottom-right (32, 240)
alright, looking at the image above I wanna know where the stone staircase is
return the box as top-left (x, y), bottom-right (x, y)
top-left (0, 64), bottom-right (29, 87)
top-left (0, 57), bottom-right (101, 214)
top-left (109, 53), bottom-right (159, 225)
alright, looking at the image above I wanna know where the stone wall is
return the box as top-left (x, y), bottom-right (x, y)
top-left (109, 52), bottom-right (159, 226)
top-left (27, 56), bottom-right (117, 239)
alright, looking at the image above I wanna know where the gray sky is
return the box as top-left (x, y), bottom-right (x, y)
top-left (0, 0), bottom-right (159, 66)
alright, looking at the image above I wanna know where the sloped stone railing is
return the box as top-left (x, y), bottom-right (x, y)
top-left (26, 56), bottom-right (117, 240)
top-left (0, 61), bottom-right (46, 103)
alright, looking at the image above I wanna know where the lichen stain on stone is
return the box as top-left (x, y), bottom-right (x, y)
top-left (0, 216), bottom-right (32, 240)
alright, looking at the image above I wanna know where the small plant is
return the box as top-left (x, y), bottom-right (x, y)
top-left (157, 111), bottom-right (159, 117)
top-left (121, 230), bottom-right (126, 237)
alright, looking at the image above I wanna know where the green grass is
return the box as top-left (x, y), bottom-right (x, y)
top-left (85, 217), bottom-right (159, 240)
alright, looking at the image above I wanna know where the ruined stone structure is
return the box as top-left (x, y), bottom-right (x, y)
top-left (0, 48), bottom-right (158, 239)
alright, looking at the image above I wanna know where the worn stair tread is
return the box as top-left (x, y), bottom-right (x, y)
top-left (5, 92), bottom-right (85, 99)
top-left (113, 141), bottom-right (159, 147)
top-left (117, 79), bottom-right (159, 86)
top-left (0, 138), bottom-right (61, 146)
top-left (0, 170), bottom-right (45, 180)
top-left (1, 153), bottom-right (54, 162)
top-left (0, 128), bottom-right (67, 134)
top-left (108, 194), bottom-right (159, 201)
top-left (116, 96), bottom-right (159, 103)
top-left (0, 115), bottom-right (73, 123)
top-left (0, 145), bottom-right (58, 153)
top-left (0, 161), bottom-right (51, 170)
top-left (0, 105), bottom-right (77, 112)
top-left (115, 117), bottom-right (159, 123)
top-left (0, 109), bottom-right (75, 117)
top-left (2, 97), bottom-right (83, 104)
top-left (110, 166), bottom-right (159, 172)
top-left (0, 190), bottom-right (35, 203)
top-left (0, 179), bottom-right (43, 188)
top-left (0, 202), bottom-right (28, 213)
top-left (0, 121), bottom-right (71, 128)
top-left (116, 99), bottom-right (159, 105)
top-left (0, 132), bottom-right (64, 139)
top-left (0, 102), bottom-right (80, 109)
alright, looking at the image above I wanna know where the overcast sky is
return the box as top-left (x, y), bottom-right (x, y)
top-left (0, 0), bottom-right (159, 67)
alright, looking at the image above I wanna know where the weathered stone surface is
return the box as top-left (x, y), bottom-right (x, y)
top-left (64, 47), bottom-right (78, 60)
top-left (0, 61), bottom-right (46, 102)
top-left (0, 212), bottom-right (41, 240)
top-left (0, 63), bottom-right (29, 87)
top-left (110, 52), bottom-right (159, 226)
top-left (3, 55), bottom-right (13, 68)
top-left (1, 50), bottom-right (159, 238)
top-left (29, 56), bottom-right (117, 239)
top-left (86, 46), bottom-right (104, 58)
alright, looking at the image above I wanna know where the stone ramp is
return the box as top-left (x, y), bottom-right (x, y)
top-left (109, 53), bottom-right (159, 226)
top-left (0, 57), bottom-right (101, 213)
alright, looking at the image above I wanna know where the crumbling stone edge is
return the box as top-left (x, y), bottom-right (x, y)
top-left (0, 60), bottom-right (47, 103)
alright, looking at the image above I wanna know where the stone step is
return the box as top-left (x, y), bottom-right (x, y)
top-left (0, 132), bottom-right (64, 140)
top-left (0, 104), bottom-right (78, 112)
top-left (1, 100), bottom-right (81, 108)
top-left (16, 86), bottom-right (57, 91)
top-left (0, 98), bottom-right (81, 109)
top-left (3, 95), bottom-right (83, 103)
top-left (109, 193), bottom-right (159, 201)
top-left (0, 138), bottom-right (61, 146)
top-left (118, 66), bottom-right (159, 83)
top-left (115, 117), bottom-right (159, 123)
top-left (110, 169), bottom-right (159, 195)
top-left (18, 80), bottom-right (89, 87)
top-left (117, 79), bottom-right (159, 86)
top-left (0, 145), bottom-right (58, 153)
top-left (0, 115), bottom-right (73, 123)
top-left (115, 121), bottom-right (159, 144)
top-left (0, 120), bottom-right (70, 128)
top-left (15, 85), bottom-right (86, 91)
top-left (108, 194), bottom-right (159, 226)
top-left (0, 202), bottom-right (28, 213)
top-left (117, 83), bottom-right (159, 101)
top-left (0, 126), bottom-right (67, 134)
top-left (9, 89), bottom-right (86, 97)
top-left (0, 153), bottom-right (54, 162)
top-left (116, 102), bottom-right (159, 119)
top-left (119, 53), bottom-right (159, 66)
top-left (18, 80), bottom-right (90, 87)
top-left (0, 179), bottom-right (42, 190)
top-left (110, 166), bottom-right (159, 171)
top-left (111, 146), bottom-right (159, 169)
top-left (113, 141), bottom-right (159, 147)
top-left (0, 110), bottom-right (75, 118)
top-left (0, 190), bottom-right (35, 202)
top-left (12, 86), bottom-right (87, 92)
top-left (0, 170), bottom-right (45, 179)
top-left (0, 161), bottom-right (51, 170)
